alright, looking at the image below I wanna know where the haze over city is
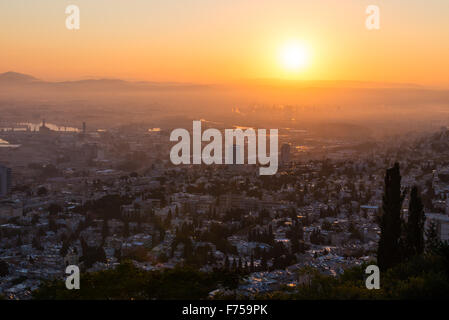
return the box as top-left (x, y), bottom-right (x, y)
top-left (1, 0), bottom-right (449, 304)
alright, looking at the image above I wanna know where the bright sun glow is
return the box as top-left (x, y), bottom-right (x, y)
top-left (280, 42), bottom-right (310, 71)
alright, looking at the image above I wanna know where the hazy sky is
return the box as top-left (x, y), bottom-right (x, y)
top-left (1, 0), bottom-right (449, 85)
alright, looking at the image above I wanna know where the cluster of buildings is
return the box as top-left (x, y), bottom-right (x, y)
top-left (0, 121), bottom-right (449, 299)
top-left (0, 164), bottom-right (12, 197)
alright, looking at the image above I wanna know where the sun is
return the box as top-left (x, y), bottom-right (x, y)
top-left (279, 42), bottom-right (310, 71)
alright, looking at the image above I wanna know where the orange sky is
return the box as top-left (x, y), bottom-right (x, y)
top-left (1, 0), bottom-right (449, 86)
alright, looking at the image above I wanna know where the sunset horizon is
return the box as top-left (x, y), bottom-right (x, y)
top-left (1, 0), bottom-right (449, 309)
top-left (1, 70), bottom-right (445, 90)
top-left (2, 1), bottom-right (449, 86)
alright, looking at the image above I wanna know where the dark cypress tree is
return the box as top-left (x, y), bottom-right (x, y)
top-left (404, 186), bottom-right (426, 258)
top-left (114, 246), bottom-right (122, 263)
top-left (32, 236), bottom-right (43, 251)
top-left (17, 235), bottom-right (23, 246)
top-left (0, 260), bottom-right (9, 277)
top-left (49, 218), bottom-right (58, 232)
top-left (123, 220), bottom-right (130, 238)
top-left (425, 220), bottom-right (441, 253)
top-left (261, 252), bottom-right (268, 271)
top-left (224, 255), bottom-right (230, 271)
top-left (250, 254), bottom-right (255, 272)
top-left (102, 218), bottom-right (109, 240)
top-left (231, 258), bottom-right (237, 271)
top-left (60, 239), bottom-right (70, 257)
top-left (377, 163), bottom-right (405, 271)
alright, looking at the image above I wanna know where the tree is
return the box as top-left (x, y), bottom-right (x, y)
top-left (310, 228), bottom-right (325, 245)
top-left (31, 215), bottom-right (39, 225)
top-left (123, 220), bottom-right (130, 238)
top-left (261, 254), bottom-right (268, 271)
top-left (165, 210), bottom-right (172, 228)
top-left (348, 222), bottom-right (363, 241)
top-left (425, 220), bottom-right (441, 254)
top-left (60, 239), bottom-right (70, 257)
top-left (0, 260), bottom-right (9, 277)
top-left (250, 254), bottom-right (255, 272)
top-left (17, 235), bottom-right (23, 246)
top-left (80, 237), bottom-right (107, 269)
top-left (48, 203), bottom-right (62, 215)
top-left (159, 229), bottom-right (166, 243)
top-left (32, 236), bottom-right (43, 251)
top-left (49, 218), bottom-right (58, 232)
top-left (224, 255), bottom-right (230, 271)
top-left (377, 163), bottom-right (405, 271)
top-left (102, 219), bottom-right (109, 240)
top-left (37, 186), bottom-right (48, 197)
top-left (404, 186), bottom-right (426, 258)
top-left (158, 252), bottom-right (168, 263)
top-left (114, 247), bottom-right (122, 263)
top-left (33, 262), bottom-right (240, 300)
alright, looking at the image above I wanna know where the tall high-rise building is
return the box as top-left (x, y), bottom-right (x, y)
top-left (39, 119), bottom-right (52, 134)
top-left (280, 143), bottom-right (291, 166)
top-left (0, 164), bottom-right (12, 197)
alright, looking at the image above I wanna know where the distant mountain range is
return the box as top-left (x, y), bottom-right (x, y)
top-left (0, 71), bottom-right (208, 91)
top-left (2, 71), bottom-right (449, 112)
top-left (0, 71), bottom-right (39, 83)
top-left (0, 71), bottom-right (438, 91)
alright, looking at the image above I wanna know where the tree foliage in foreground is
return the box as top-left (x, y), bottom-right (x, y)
top-left (33, 261), bottom-right (239, 300)
top-left (258, 243), bottom-right (449, 300)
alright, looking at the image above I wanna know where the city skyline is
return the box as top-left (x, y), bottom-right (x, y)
top-left (1, 0), bottom-right (449, 304)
